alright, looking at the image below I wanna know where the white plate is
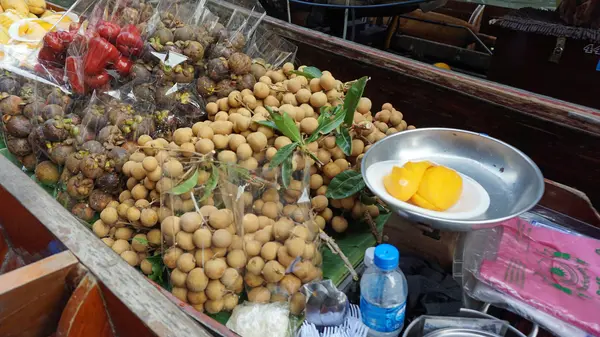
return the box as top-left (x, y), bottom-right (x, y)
top-left (9, 13), bottom-right (79, 43)
top-left (365, 159), bottom-right (490, 220)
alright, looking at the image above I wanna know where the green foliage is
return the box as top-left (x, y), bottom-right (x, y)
top-left (326, 170), bottom-right (366, 199)
top-left (169, 169), bottom-right (198, 195)
top-left (290, 66), bottom-right (322, 79)
top-left (335, 128), bottom-right (352, 156)
top-left (270, 143), bottom-right (298, 168)
top-left (343, 76), bottom-right (368, 126)
top-left (200, 165), bottom-right (219, 201)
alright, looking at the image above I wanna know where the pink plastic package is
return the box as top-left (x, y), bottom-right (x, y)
top-left (477, 217), bottom-right (600, 336)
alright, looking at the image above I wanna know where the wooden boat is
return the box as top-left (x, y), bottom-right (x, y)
top-left (0, 2), bottom-right (598, 337)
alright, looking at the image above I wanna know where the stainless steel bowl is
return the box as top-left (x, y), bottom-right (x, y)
top-left (361, 128), bottom-right (544, 231)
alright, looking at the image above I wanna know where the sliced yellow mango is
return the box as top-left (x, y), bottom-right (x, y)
top-left (413, 166), bottom-right (462, 211)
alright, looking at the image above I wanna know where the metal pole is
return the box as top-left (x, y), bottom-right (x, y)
top-left (342, 0), bottom-right (349, 39)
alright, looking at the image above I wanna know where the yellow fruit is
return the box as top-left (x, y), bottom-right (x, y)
top-left (410, 166), bottom-right (462, 211)
top-left (0, 26), bottom-right (8, 44)
top-left (383, 161), bottom-right (432, 202)
top-left (26, 0), bottom-right (47, 16)
top-left (1, 0), bottom-right (28, 16)
top-left (433, 62), bottom-right (451, 70)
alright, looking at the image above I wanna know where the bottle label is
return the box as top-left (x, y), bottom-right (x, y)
top-left (360, 295), bottom-right (406, 333)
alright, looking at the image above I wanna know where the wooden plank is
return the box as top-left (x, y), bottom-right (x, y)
top-left (0, 251), bottom-right (78, 337)
top-left (99, 283), bottom-right (157, 337)
top-left (0, 156), bottom-right (211, 337)
top-left (210, 0), bottom-right (600, 135)
top-left (57, 274), bottom-right (115, 337)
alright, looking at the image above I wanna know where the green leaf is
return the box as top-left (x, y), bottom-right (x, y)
top-left (146, 253), bottom-right (167, 289)
top-left (281, 156), bottom-right (293, 188)
top-left (256, 120), bottom-right (279, 131)
top-left (307, 107), bottom-right (345, 143)
top-left (200, 165), bottom-right (219, 201)
top-left (265, 106), bottom-right (302, 143)
top-left (134, 237), bottom-right (149, 244)
top-left (375, 211), bottom-right (392, 228)
top-left (290, 66), bottom-right (322, 79)
top-left (169, 169), bottom-right (198, 195)
top-left (270, 142), bottom-right (298, 168)
top-left (326, 170), bottom-right (366, 199)
top-left (343, 76), bottom-right (369, 126)
top-left (335, 128), bottom-right (352, 156)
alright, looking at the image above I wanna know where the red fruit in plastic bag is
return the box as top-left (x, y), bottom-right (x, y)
top-left (38, 46), bottom-right (65, 68)
top-left (84, 70), bottom-right (111, 89)
top-left (44, 31), bottom-right (74, 53)
top-left (116, 24), bottom-right (143, 57)
top-left (66, 56), bottom-right (85, 94)
top-left (34, 64), bottom-right (65, 84)
top-left (84, 37), bottom-right (120, 75)
top-left (113, 56), bottom-right (133, 76)
top-left (97, 20), bottom-right (121, 43)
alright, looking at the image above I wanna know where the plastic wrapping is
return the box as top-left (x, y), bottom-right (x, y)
top-left (461, 214), bottom-right (600, 337)
top-left (226, 301), bottom-right (291, 337)
top-left (244, 26), bottom-right (297, 69)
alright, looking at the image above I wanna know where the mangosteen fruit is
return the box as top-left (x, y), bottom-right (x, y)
top-left (228, 52), bottom-right (251, 75)
top-left (209, 43), bottom-right (234, 60)
top-left (174, 25), bottom-right (196, 42)
top-left (206, 58), bottom-right (229, 81)
top-left (130, 63), bottom-right (151, 85)
top-left (6, 136), bottom-right (31, 156)
top-left (82, 106), bottom-right (108, 133)
top-left (43, 119), bottom-right (69, 142)
top-left (20, 153), bottom-right (37, 171)
top-left (95, 172), bottom-right (121, 194)
top-left (79, 155), bottom-right (104, 179)
top-left (57, 190), bottom-right (76, 210)
top-left (35, 161), bottom-right (60, 186)
top-left (41, 104), bottom-right (64, 120)
top-left (0, 95), bottom-right (24, 116)
top-left (46, 89), bottom-right (70, 107)
top-left (97, 125), bottom-right (123, 145)
top-left (182, 41), bottom-right (204, 63)
top-left (237, 73), bottom-right (256, 91)
top-left (155, 86), bottom-right (177, 107)
top-left (215, 79), bottom-right (236, 98)
top-left (71, 202), bottom-right (96, 222)
top-left (174, 64), bottom-right (195, 83)
top-left (88, 189), bottom-right (114, 211)
top-left (5, 115), bottom-right (32, 138)
top-left (0, 76), bottom-right (21, 95)
top-left (50, 144), bottom-right (75, 166)
top-left (28, 126), bottom-right (45, 153)
top-left (23, 100), bottom-right (44, 119)
top-left (133, 83), bottom-right (156, 103)
top-left (65, 153), bottom-right (82, 174)
top-left (80, 140), bottom-right (104, 154)
top-left (196, 76), bottom-right (216, 98)
top-left (152, 27), bottom-right (174, 44)
top-left (108, 147), bottom-right (128, 172)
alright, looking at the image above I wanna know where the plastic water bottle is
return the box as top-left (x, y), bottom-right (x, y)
top-left (364, 247), bottom-right (375, 268)
top-left (360, 244), bottom-right (408, 337)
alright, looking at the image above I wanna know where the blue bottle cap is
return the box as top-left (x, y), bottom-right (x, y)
top-left (373, 244), bottom-right (399, 271)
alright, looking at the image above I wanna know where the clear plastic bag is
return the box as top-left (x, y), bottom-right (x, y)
top-left (226, 301), bottom-right (292, 337)
top-left (461, 214), bottom-right (600, 337)
top-left (244, 26), bottom-right (297, 69)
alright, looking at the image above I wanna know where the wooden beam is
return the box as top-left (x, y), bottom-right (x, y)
top-left (0, 251), bottom-right (78, 337)
top-left (0, 156), bottom-right (211, 337)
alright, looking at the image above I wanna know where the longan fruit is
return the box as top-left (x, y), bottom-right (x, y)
top-left (100, 207), bottom-right (118, 225)
top-left (311, 195), bottom-right (329, 212)
top-left (119, 190), bottom-right (132, 203)
top-left (187, 268), bottom-right (209, 292)
top-left (309, 174), bottom-right (323, 190)
top-left (173, 128), bottom-right (193, 145)
top-left (261, 241), bottom-right (279, 260)
top-left (309, 78), bottom-right (321, 92)
top-left (273, 136), bottom-right (292, 150)
top-left (140, 258), bottom-right (153, 275)
top-left (254, 227), bottom-right (272, 244)
top-left (351, 139), bottom-right (365, 156)
top-left (323, 162), bottom-right (341, 179)
top-left (330, 146), bottom-right (345, 160)
top-left (171, 287), bottom-right (188, 303)
top-left (223, 293), bottom-right (239, 311)
top-left (244, 272), bottom-right (265, 288)
top-left (115, 227), bottom-right (133, 241)
top-left (161, 216), bottom-right (181, 237)
top-left (162, 160), bottom-right (184, 178)
top-left (246, 256), bottom-right (266, 276)
top-left (340, 196), bottom-right (355, 210)
top-left (254, 82), bottom-right (270, 99)
top-left (92, 220), bottom-right (110, 238)
top-left (285, 238), bottom-right (306, 258)
top-left (221, 268), bottom-right (240, 289)
top-left (175, 253), bottom-right (195, 273)
top-left (356, 97), bottom-right (372, 114)
top-left (112, 239), bottom-right (130, 255)
top-left (262, 260), bottom-right (285, 283)
top-left (332, 216), bottom-right (348, 233)
top-left (217, 150), bottom-right (237, 164)
top-left (314, 215), bottom-right (326, 230)
top-left (137, 208), bottom-right (157, 228)
top-left (316, 148), bottom-right (331, 164)
top-left (257, 216), bottom-right (273, 229)
top-left (366, 204), bottom-right (380, 218)
top-left (192, 228), bottom-right (212, 249)
top-left (319, 74), bottom-right (335, 91)
top-left (188, 291), bottom-right (207, 305)
top-left (245, 239), bottom-right (262, 256)
top-left (121, 250), bottom-right (139, 266)
top-left (300, 117), bottom-right (318, 135)
top-left (290, 292), bottom-right (306, 315)
top-left (375, 110), bottom-right (391, 124)
top-left (209, 209), bottom-right (233, 229)
top-left (273, 218), bottom-right (294, 241)
top-left (248, 287), bottom-right (271, 303)
top-left (137, 134), bottom-right (152, 146)
top-left (205, 299), bottom-right (224, 314)
top-left (130, 152), bottom-right (146, 163)
top-left (205, 258), bottom-right (227, 280)
top-left (247, 132), bottom-right (268, 152)
top-left (241, 213), bottom-right (259, 233)
top-left (407, 125), bottom-right (416, 130)
top-left (144, 229), bottom-right (160, 247)
top-left (282, 62), bottom-right (295, 74)
top-left (334, 158), bottom-right (349, 171)
top-left (226, 249), bottom-right (247, 269)
top-left (263, 95), bottom-right (280, 108)
top-left (212, 229), bottom-right (233, 248)
top-left (261, 201), bottom-right (279, 219)
top-left (309, 92), bottom-right (327, 108)
top-left (131, 184), bottom-right (148, 201)
top-left (280, 274), bottom-right (302, 295)
top-left (320, 208), bottom-right (333, 222)
top-left (295, 88), bottom-right (311, 104)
